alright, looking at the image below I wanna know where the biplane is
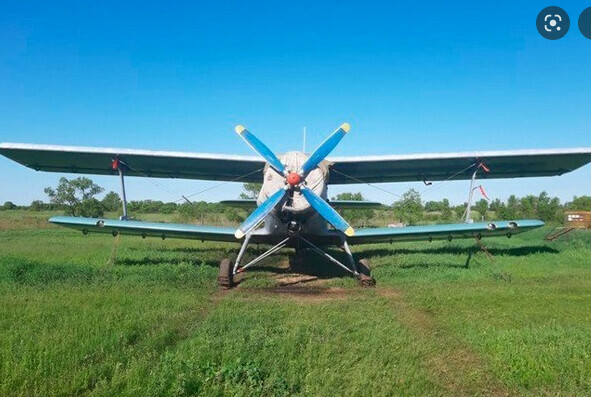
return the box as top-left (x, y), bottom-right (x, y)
top-left (2, 123), bottom-right (591, 287)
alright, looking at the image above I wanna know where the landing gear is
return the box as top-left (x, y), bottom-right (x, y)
top-left (219, 234), bottom-right (376, 289)
top-left (356, 258), bottom-right (376, 287)
top-left (218, 258), bottom-right (234, 289)
top-left (289, 250), bottom-right (306, 273)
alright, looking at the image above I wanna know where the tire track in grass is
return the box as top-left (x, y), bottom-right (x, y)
top-left (376, 287), bottom-right (511, 396)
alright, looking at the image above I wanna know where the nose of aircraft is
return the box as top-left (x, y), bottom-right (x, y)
top-left (286, 172), bottom-right (301, 186)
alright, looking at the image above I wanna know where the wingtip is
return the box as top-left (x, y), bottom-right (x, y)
top-left (345, 226), bottom-right (355, 236)
top-left (235, 125), bottom-right (246, 134)
top-left (234, 229), bottom-right (245, 239)
top-left (340, 123), bottom-right (351, 133)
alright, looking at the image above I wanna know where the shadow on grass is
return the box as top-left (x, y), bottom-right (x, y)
top-left (358, 245), bottom-right (559, 258)
top-left (115, 256), bottom-right (220, 268)
top-left (115, 244), bottom-right (559, 277)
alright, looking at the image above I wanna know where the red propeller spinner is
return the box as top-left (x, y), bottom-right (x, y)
top-left (286, 172), bottom-right (301, 186)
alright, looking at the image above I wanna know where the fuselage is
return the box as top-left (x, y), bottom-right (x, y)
top-left (258, 151), bottom-right (331, 237)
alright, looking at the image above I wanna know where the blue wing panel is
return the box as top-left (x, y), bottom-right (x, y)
top-left (48, 216), bottom-right (274, 244)
top-left (347, 220), bottom-right (544, 245)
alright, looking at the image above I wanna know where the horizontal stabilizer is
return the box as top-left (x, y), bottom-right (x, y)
top-left (328, 200), bottom-right (383, 209)
top-left (219, 199), bottom-right (257, 208)
top-left (220, 199), bottom-right (383, 209)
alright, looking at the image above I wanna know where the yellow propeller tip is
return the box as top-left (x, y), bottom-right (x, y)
top-left (340, 123), bottom-right (351, 133)
top-left (234, 230), bottom-right (245, 239)
top-left (345, 226), bottom-right (355, 237)
top-left (235, 125), bottom-right (246, 134)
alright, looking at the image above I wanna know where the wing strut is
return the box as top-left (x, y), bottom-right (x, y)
top-left (464, 162), bottom-right (490, 223)
top-left (112, 158), bottom-right (129, 220)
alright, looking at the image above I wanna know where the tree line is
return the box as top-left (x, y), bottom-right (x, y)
top-left (2, 178), bottom-right (591, 226)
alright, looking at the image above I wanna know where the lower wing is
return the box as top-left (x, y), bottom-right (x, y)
top-left (49, 216), bottom-right (275, 244)
top-left (347, 220), bottom-right (544, 245)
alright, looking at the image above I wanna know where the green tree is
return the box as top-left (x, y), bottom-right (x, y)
top-left (226, 208), bottom-right (246, 223)
top-left (44, 177), bottom-right (105, 216)
top-left (239, 183), bottom-right (262, 199)
top-left (2, 201), bottom-right (17, 210)
top-left (473, 198), bottom-right (489, 220)
top-left (424, 200), bottom-right (441, 212)
top-left (498, 195), bottom-right (520, 220)
top-left (78, 198), bottom-right (105, 218)
top-left (537, 192), bottom-right (562, 223)
top-left (393, 189), bottom-right (424, 225)
top-left (332, 192), bottom-right (364, 201)
top-left (489, 198), bottom-right (503, 213)
top-left (29, 200), bottom-right (44, 211)
top-left (101, 191), bottom-right (121, 212)
top-left (567, 196), bottom-right (591, 211)
top-left (332, 192), bottom-right (374, 227)
top-left (439, 199), bottom-right (453, 221)
top-left (453, 203), bottom-right (467, 220)
top-left (519, 195), bottom-right (538, 219)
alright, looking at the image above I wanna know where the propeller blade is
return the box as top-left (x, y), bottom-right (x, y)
top-left (300, 186), bottom-right (354, 236)
top-left (299, 123), bottom-right (350, 175)
top-left (235, 125), bottom-right (286, 175)
top-left (235, 187), bottom-right (288, 239)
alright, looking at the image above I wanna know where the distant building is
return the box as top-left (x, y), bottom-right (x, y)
top-left (564, 211), bottom-right (591, 229)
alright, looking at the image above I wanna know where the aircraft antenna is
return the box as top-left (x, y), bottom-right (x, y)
top-left (303, 126), bottom-right (306, 153)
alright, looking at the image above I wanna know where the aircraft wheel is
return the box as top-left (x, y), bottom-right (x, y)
top-left (357, 259), bottom-right (376, 287)
top-left (218, 258), bottom-right (234, 289)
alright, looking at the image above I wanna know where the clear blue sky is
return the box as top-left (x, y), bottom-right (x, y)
top-left (1, 1), bottom-right (591, 206)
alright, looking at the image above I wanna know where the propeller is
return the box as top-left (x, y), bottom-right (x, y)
top-left (234, 123), bottom-right (354, 238)
top-left (299, 123), bottom-right (350, 175)
top-left (300, 186), bottom-right (354, 236)
top-left (235, 125), bottom-right (286, 175)
top-left (234, 186), bottom-right (288, 239)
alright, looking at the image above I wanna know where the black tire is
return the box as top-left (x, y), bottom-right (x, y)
top-left (357, 258), bottom-right (371, 277)
top-left (218, 258), bottom-right (234, 289)
top-left (356, 258), bottom-right (376, 287)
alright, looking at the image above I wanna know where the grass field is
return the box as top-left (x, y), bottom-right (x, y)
top-left (1, 211), bottom-right (591, 396)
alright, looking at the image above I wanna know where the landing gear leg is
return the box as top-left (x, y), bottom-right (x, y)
top-left (219, 234), bottom-right (291, 289)
top-left (342, 240), bottom-right (376, 287)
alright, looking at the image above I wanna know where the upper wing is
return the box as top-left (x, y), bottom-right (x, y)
top-left (49, 216), bottom-right (276, 244)
top-left (3, 143), bottom-right (591, 185)
top-left (0, 143), bottom-right (265, 182)
top-left (327, 148), bottom-right (591, 184)
top-left (347, 220), bottom-right (544, 245)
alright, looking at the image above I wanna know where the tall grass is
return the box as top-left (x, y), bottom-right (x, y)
top-left (1, 213), bottom-right (591, 395)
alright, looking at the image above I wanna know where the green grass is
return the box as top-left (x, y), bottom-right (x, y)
top-left (1, 213), bottom-right (591, 395)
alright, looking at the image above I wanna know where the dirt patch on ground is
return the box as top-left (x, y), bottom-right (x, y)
top-left (375, 286), bottom-right (402, 299)
top-left (262, 285), bottom-right (350, 301)
top-left (274, 274), bottom-right (319, 286)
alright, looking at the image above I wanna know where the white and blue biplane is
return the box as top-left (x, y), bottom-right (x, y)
top-left (2, 124), bottom-right (591, 287)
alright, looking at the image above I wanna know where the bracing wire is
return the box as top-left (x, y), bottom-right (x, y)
top-left (330, 169), bottom-right (402, 199)
top-left (331, 162), bottom-right (477, 203)
top-left (119, 159), bottom-right (264, 204)
top-left (177, 167), bottom-right (264, 203)
top-left (419, 163), bottom-right (477, 198)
